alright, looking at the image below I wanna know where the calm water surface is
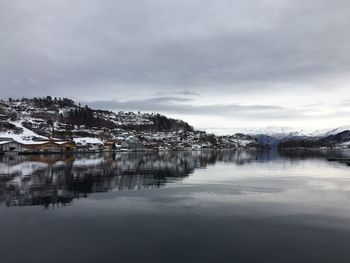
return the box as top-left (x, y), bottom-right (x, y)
top-left (1, 150), bottom-right (350, 263)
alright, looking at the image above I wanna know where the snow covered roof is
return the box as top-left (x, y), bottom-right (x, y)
top-left (0, 140), bottom-right (12, 145)
top-left (0, 136), bottom-right (73, 146)
top-left (54, 141), bottom-right (74, 145)
top-left (0, 134), bottom-right (47, 145)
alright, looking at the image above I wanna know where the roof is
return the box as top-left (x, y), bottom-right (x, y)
top-left (0, 141), bottom-right (12, 145)
top-left (0, 137), bottom-right (74, 146)
top-left (21, 140), bottom-right (75, 146)
top-left (20, 141), bottom-right (57, 146)
top-left (54, 141), bottom-right (75, 145)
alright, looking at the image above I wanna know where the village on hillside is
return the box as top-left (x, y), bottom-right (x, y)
top-left (0, 97), bottom-right (262, 154)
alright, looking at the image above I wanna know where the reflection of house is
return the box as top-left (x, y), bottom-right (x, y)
top-left (0, 140), bottom-right (23, 153)
top-left (76, 143), bottom-right (101, 152)
top-left (24, 154), bottom-right (75, 164)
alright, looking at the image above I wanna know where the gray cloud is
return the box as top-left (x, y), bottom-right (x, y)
top-left (1, 0), bottom-right (350, 95)
top-left (340, 99), bottom-right (350, 106)
top-left (1, 0), bottom-right (350, 129)
top-left (84, 96), bottom-right (309, 120)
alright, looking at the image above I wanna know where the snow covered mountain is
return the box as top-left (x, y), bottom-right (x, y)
top-left (232, 126), bottom-right (308, 138)
top-left (309, 126), bottom-right (350, 137)
top-left (234, 126), bottom-right (350, 148)
top-left (229, 126), bottom-right (307, 147)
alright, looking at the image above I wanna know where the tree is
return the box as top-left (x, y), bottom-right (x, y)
top-left (9, 112), bottom-right (18, 121)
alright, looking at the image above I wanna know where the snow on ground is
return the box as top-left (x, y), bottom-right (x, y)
top-left (10, 121), bottom-right (47, 138)
top-left (0, 121), bottom-right (48, 144)
top-left (236, 139), bottom-right (254, 146)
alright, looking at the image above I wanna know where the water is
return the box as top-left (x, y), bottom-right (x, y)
top-left (1, 150), bottom-right (350, 263)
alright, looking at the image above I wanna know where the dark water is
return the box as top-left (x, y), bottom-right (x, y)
top-left (1, 150), bottom-right (350, 263)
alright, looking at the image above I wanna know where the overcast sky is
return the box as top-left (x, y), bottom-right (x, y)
top-left (1, 0), bottom-right (350, 133)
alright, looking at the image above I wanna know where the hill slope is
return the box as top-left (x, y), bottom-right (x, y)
top-left (0, 97), bottom-right (259, 150)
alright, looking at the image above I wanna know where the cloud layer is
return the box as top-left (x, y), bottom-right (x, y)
top-left (1, 0), bottom-right (350, 131)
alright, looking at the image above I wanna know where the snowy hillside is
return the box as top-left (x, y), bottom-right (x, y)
top-left (309, 126), bottom-right (350, 137)
top-left (0, 97), bottom-right (261, 150)
top-left (0, 121), bottom-right (48, 144)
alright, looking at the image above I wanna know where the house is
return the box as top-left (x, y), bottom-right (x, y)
top-left (103, 141), bottom-right (117, 152)
top-left (21, 140), bottom-right (76, 153)
top-left (0, 114), bottom-right (8, 121)
top-left (54, 141), bottom-right (76, 152)
top-left (121, 136), bottom-right (144, 151)
top-left (21, 141), bottom-right (62, 153)
top-left (0, 140), bottom-right (23, 154)
top-left (73, 137), bottom-right (103, 152)
top-left (191, 144), bottom-right (202, 150)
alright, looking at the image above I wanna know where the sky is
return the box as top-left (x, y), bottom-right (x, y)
top-left (1, 0), bottom-right (350, 134)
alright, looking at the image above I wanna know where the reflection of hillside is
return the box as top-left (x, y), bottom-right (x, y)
top-left (0, 150), bottom-right (260, 208)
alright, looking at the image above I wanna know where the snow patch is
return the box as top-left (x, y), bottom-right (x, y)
top-left (73, 137), bottom-right (103, 145)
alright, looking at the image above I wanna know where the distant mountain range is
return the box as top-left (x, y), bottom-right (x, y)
top-left (233, 126), bottom-right (350, 138)
top-left (236, 126), bottom-right (350, 148)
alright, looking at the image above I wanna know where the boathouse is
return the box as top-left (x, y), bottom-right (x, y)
top-left (0, 140), bottom-right (23, 154)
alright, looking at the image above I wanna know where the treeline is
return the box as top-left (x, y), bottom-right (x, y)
top-left (149, 114), bottom-right (193, 132)
top-left (123, 114), bottom-right (193, 132)
top-left (5, 96), bottom-right (75, 108)
top-left (32, 96), bottom-right (75, 108)
top-left (65, 106), bottom-right (115, 128)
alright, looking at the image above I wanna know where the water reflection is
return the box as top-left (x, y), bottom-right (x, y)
top-left (278, 148), bottom-right (350, 160)
top-left (0, 151), bottom-right (253, 207)
top-left (0, 150), bottom-right (349, 208)
top-left (1, 150), bottom-right (350, 263)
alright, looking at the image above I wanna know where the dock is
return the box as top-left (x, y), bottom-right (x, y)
top-left (327, 157), bottom-right (350, 162)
